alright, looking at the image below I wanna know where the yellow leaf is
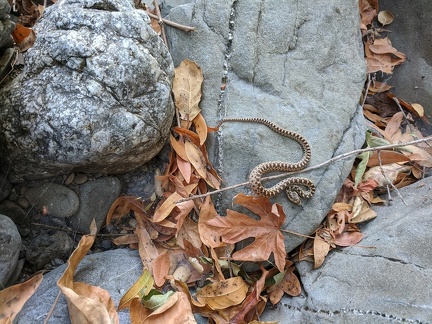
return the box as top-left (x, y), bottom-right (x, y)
top-left (173, 59), bottom-right (203, 121)
top-left (196, 277), bottom-right (248, 310)
top-left (118, 269), bottom-right (154, 311)
top-left (411, 103), bottom-right (424, 117)
top-left (0, 273), bottom-right (43, 323)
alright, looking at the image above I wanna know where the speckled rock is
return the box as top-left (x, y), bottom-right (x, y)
top-left (0, 0), bottom-right (174, 181)
top-left (0, 214), bottom-right (21, 287)
top-left (69, 177), bottom-right (122, 233)
top-left (24, 183), bottom-right (79, 218)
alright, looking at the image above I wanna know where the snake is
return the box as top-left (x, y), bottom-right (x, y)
top-left (217, 118), bottom-right (315, 205)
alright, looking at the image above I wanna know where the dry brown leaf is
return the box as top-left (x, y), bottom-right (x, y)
top-left (173, 59), bottom-right (203, 121)
top-left (202, 194), bottom-right (287, 272)
top-left (177, 156), bottom-right (192, 184)
top-left (112, 234), bottom-right (139, 246)
top-left (170, 134), bottom-right (189, 161)
top-left (196, 277), bottom-right (248, 310)
top-left (377, 10), bottom-right (394, 26)
top-left (153, 183), bottom-right (197, 223)
top-left (198, 196), bottom-right (223, 248)
top-left (363, 164), bottom-right (412, 187)
top-left (0, 273), bottom-right (43, 323)
top-left (313, 232), bottom-right (330, 269)
top-left (268, 266), bottom-right (301, 305)
top-left (185, 140), bottom-right (207, 179)
top-left (385, 111), bottom-right (404, 139)
top-left (193, 113), bottom-right (208, 146)
top-left (57, 219), bottom-right (119, 324)
top-left (368, 81), bottom-right (393, 93)
top-left (118, 269), bottom-right (154, 311)
top-left (139, 292), bottom-right (196, 324)
top-left (350, 201), bottom-right (377, 223)
top-left (130, 297), bottom-right (151, 323)
top-left (359, 0), bottom-right (377, 27)
top-left (334, 232), bottom-right (363, 246)
top-left (411, 103), bottom-right (424, 117)
top-left (153, 252), bottom-right (171, 287)
top-left (136, 222), bottom-right (159, 273)
top-left (366, 150), bottom-right (411, 167)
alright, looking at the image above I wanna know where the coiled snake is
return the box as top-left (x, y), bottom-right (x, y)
top-left (217, 118), bottom-right (315, 205)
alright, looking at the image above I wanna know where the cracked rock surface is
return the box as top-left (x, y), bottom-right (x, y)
top-left (260, 176), bottom-right (432, 324)
top-left (0, 0), bottom-right (174, 181)
top-left (163, 0), bottom-right (366, 251)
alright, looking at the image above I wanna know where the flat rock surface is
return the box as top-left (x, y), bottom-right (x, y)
top-left (163, 0), bottom-right (366, 251)
top-left (0, 214), bottom-right (21, 286)
top-left (260, 176), bottom-right (432, 323)
top-left (15, 249), bottom-right (143, 324)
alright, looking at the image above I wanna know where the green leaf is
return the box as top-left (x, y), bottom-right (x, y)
top-left (142, 290), bottom-right (175, 311)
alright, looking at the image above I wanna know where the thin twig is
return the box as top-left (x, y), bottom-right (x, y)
top-left (176, 136), bottom-right (432, 203)
top-left (44, 291), bottom-right (61, 324)
top-left (146, 12), bottom-right (195, 32)
top-left (153, 0), bottom-right (168, 47)
top-left (377, 150), bottom-right (407, 205)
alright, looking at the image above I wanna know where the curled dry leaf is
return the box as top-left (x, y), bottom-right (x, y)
top-left (363, 163), bottom-right (411, 187)
top-left (377, 10), bottom-right (394, 26)
top-left (0, 273), bottom-right (43, 323)
top-left (313, 231), bottom-right (330, 269)
top-left (196, 277), bottom-right (248, 310)
top-left (173, 59), bottom-right (203, 121)
top-left (334, 232), bottom-right (363, 247)
top-left (57, 219), bottom-right (119, 324)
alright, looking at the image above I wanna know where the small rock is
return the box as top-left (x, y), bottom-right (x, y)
top-left (64, 173), bottom-right (75, 186)
top-left (69, 177), bottom-right (121, 233)
top-left (0, 172), bottom-right (12, 202)
top-left (0, 214), bottom-right (21, 287)
top-left (16, 197), bottom-right (30, 209)
top-left (73, 173), bottom-right (88, 185)
top-left (25, 183), bottom-right (79, 218)
top-left (26, 230), bottom-right (73, 270)
top-left (0, 200), bottom-right (28, 224)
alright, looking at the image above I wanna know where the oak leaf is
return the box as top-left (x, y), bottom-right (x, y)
top-left (202, 194), bottom-right (287, 272)
top-left (173, 59), bottom-right (203, 121)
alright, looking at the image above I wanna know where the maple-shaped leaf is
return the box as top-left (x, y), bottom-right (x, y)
top-left (203, 194), bottom-right (287, 272)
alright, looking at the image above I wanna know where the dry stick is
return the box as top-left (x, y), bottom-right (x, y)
top-left (377, 150), bottom-right (408, 205)
top-left (152, 0), bottom-right (168, 47)
top-left (44, 291), bottom-right (61, 324)
top-left (176, 136), bottom-right (432, 203)
top-left (146, 12), bottom-right (195, 32)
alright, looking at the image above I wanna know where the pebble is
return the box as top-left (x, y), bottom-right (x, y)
top-left (0, 214), bottom-right (21, 287)
top-left (64, 173), bottom-right (75, 185)
top-left (0, 200), bottom-right (28, 224)
top-left (26, 230), bottom-right (73, 270)
top-left (73, 173), bottom-right (88, 185)
top-left (24, 183), bottom-right (79, 218)
top-left (17, 197), bottom-right (30, 209)
top-left (68, 177), bottom-right (121, 233)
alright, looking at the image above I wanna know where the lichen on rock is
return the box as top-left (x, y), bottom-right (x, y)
top-left (0, 0), bottom-right (174, 181)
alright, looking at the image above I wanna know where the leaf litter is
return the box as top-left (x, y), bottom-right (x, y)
top-left (3, 0), bottom-right (432, 322)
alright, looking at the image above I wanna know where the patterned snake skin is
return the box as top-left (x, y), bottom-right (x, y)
top-left (218, 118), bottom-right (315, 204)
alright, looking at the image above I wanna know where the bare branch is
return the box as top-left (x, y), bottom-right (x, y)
top-left (176, 135), bottom-right (432, 203)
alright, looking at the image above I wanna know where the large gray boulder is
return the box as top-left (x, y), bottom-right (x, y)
top-left (261, 176), bottom-right (432, 323)
top-left (0, 0), bottom-right (174, 181)
top-left (163, 0), bottom-right (366, 250)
